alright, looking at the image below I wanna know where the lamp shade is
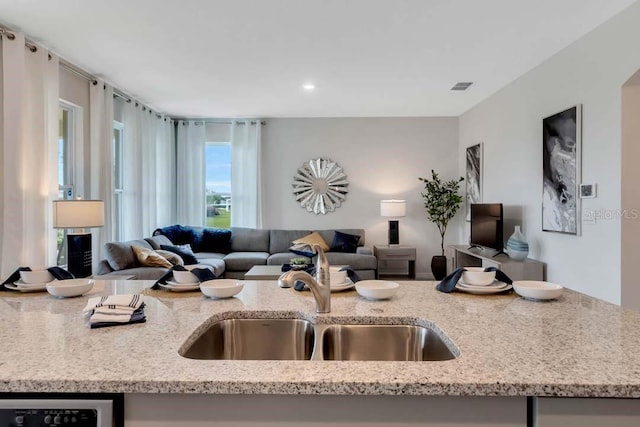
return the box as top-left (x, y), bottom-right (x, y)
top-left (380, 200), bottom-right (406, 218)
top-left (53, 200), bottom-right (105, 229)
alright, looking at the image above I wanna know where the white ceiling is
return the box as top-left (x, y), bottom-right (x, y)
top-left (0, 0), bottom-right (636, 118)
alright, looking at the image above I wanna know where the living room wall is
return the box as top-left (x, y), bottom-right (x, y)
top-left (458, 2), bottom-right (640, 305)
top-left (261, 117), bottom-right (459, 278)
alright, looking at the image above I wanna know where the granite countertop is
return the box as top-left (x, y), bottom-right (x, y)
top-left (1, 278), bottom-right (640, 397)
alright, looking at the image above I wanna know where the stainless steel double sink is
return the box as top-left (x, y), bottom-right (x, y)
top-left (180, 318), bottom-right (457, 361)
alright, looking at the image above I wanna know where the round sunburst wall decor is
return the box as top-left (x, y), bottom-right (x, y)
top-left (292, 158), bottom-right (349, 214)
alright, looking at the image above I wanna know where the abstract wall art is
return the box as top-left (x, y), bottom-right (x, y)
top-left (465, 143), bottom-right (482, 221)
top-left (542, 105), bottom-right (582, 235)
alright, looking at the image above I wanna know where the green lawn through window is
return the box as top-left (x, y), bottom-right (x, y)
top-left (206, 210), bottom-right (231, 228)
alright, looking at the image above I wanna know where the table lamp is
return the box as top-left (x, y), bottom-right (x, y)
top-left (380, 199), bottom-right (406, 245)
top-left (53, 199), bottom-right (105, 278)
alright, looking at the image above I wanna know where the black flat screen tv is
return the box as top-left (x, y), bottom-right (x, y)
top-left (470, 203), bottom-right (504, 253)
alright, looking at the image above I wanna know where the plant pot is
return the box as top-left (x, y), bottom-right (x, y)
top-left (431, 255), bottom-right (447, 280)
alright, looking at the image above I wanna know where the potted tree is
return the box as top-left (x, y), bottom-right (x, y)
top-left (418, 170), bottom-right (464, 280)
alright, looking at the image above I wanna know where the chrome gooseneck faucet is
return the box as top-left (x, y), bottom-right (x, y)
top-left (277, 243), bottom-right (331, 313)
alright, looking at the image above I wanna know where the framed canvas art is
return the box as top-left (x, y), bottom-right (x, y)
top-left (465, 143), bottom-right (482, 221)
top-left (542, 105), bottom-right (582, 235)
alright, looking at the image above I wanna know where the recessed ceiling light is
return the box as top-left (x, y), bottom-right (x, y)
top-left (302, 83), bottom-right (315, 91)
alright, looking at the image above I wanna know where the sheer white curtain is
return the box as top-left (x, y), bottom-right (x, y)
top-left (0, 33), bottom-right (59, 277)
top-left (231, 120), bottom-right (263, 228)
top-left (89, 80), bottom-right (114, 264)
top-left (121, 100), bottom-right (174, 240)
top-left (176, 120), bottom-right (206, 226)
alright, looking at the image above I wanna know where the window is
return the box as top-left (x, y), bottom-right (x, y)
top-left (113, 121), bottom-right (124, 241)
top-left (205, 142), bottom-right (231, 228)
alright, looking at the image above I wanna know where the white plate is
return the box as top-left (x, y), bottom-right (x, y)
top-left (331, 279), bottom-right (355, 292)
top-left (13, 279), bottom-right (55, 288)
top-left (456, 283), bottom-right (512, 295)
top-left (4, 283), bottom-right (47, 292)
top-left (158, 282), bottom-right (200, 292)
top-left (167, 280), bottom-right (200, 287)
top-left (457, 280), bottom-right (508, 290)
top-left (512, 280), bottom-right (563, 300)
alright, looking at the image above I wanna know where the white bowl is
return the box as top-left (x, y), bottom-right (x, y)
top-left (173, 270), bottom-right (199, 284)
top-left (329, 266), bottom-right (347, 285)
top-left (461, 267), bottom-right (496, 286)
top-left (46, 279), bottom-right (94, 298)
top-left (20, 270), bottom-right (54, 284)
top-left (513, 281), bottom-right (563, 301)
top-left (200, 279), bottom-right (244, 299)
top-left (355, 280), bottom-right (399, 300)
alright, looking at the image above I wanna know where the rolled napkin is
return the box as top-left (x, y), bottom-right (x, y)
top-left (83, 294), bottom-right (146, 329)
top-left (0, 267), bottom-right (31, 291)
top-left (436, 267), bottom-right (513, 293)
top-left (151, 265), bottom-right (216, 290)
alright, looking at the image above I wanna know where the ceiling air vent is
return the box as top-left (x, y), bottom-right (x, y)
top-left (451, 82), bottom-right (473, 91)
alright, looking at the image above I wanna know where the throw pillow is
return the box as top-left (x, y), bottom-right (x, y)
top-left (200, 228), bottom-right (232, 253)
top-left (289, 243), bottom-right (316, 258)
top-left (160, 244), bottom-right (198, 265)
top-left (155, 249), bottom-right (184, 266)
top-left (153, 224), bottom-right (201, 250)
top-left (131, 245), bottom-right (173, 268)
top-left (330, 231), bottom-right (361, 253)
top-left (292, 231), bottom-right (329, 252)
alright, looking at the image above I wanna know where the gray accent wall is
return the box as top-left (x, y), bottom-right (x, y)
top-left (261, 117), bottom-right (459, 278)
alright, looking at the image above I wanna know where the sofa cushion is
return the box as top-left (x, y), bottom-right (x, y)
top-left (200, 228), bottom-right (232, 254)
top-left (292, 231), bottom-right (329, 252)
top-left (223, 252), bottom-right (269, 271)
top-left (160, 244), bottom-right (198, 265)
top-left (132, 245), bottom-right (173, 268)
top-left (269, 229), bottom-right (310, 254)
top-left (104, 239), bottom-right (152, 271)
top-left (145, 234), bottom-right (174, 250)
top-left (325, 252), bottom-right (377, 270)
top-left (100, 266), bottom-right (169, 281)
top-left (267, 252), bottom-right (313, 266)
top-left (231, 227), bottom-right (270, 252)
top-left (330, 231), bottom-right (361, 253)
top-left (191, 259), bottom-right (226, 277)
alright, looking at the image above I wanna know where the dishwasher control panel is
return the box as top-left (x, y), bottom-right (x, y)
top-left (1, 408), bottom-right (98, 426)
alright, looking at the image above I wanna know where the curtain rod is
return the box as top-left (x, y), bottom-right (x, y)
top-left (59, 60), bottom-right (132, 103)
top-left (172, 120), bottom-right (266, 126)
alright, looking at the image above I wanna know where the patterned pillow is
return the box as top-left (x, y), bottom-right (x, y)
top-left (292, 232), bottom-right (329, 252)
top-left (160, 244), bottom-right (198, 265)
top-left (131, 245), bottom-right (172, 268)
top-left (155, 249), bottom-right (184, 266)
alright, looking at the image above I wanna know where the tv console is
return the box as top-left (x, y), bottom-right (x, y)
top-left (448, 245), bottom-right (545, 281)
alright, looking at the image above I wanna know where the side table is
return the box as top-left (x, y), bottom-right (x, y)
top-left (373, 245), bottom-right (416, 279)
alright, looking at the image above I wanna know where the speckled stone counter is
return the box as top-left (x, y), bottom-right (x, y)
top-left (1, 279), bottom-right (640, 397)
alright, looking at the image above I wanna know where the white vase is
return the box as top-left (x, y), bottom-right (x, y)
top-left (506, 225), bottom-right (529, 261)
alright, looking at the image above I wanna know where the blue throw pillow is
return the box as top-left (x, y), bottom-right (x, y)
top-left (153, 225), bottom-right (201, 250)
top-left (160, 244), bottom-right (198, 265)
top-left (200, 228), bottom-right (232, 254)
top-left (330, 231), bottom-right (360, 253)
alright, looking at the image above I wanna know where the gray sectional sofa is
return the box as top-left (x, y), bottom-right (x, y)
top-left (97, 227), bottom-right (378, 280)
